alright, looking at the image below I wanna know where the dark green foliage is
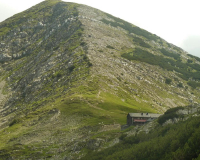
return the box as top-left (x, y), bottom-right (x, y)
top-left (68, 65), bottom-right (75, 72)
top-left (119, 134), bottom-right (127, 141)
top-left (83, 55), bottom-right (93, 67)
top-left (177, 82), bottom-right (183, 88)
top-left (88, 62), bottom-right (93, 67)
top-left (159, 48), bottom-right (180, 60)
top-left (106, 45), bottom-right (115, 49)
top-left (117, 77), bottom-right (121, 81)
top-left (187, 59), bottom-right (193, 63)
top-left (132, 37), bottom-right (151, 48)
top-left (165, 106), bottom-right (184, 114)
top-left (157, 106), bottom-right (184, 125)
top-left (187, 54), bottom-right (200, 62)
top-left (80, 42), bottom-right (86, 46)
top-left (187, 81), bottom-right (200, 89)
top-left (165, 78), bottom-right (172, 84)
top-left (9, 119), bottom-right (18, 127)
top-left (52, 72), bottom-right (62, 79)
top-left (81, 107), bottom-right (200, 160)
top-left (56, 72), bottom-right (62, 78)
top-left (121, 48), bottom-right (200, 81)
top-left (53, 46), bottom-right (59, 51)
top-left (101, 13), bottom-right (159, 41)
top-left (188, 63), bottom-right (200, 71)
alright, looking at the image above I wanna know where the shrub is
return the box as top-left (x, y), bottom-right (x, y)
top-left (106, 45), bottom-right (115, 49)
top-left (187, 59), bottom-right (193, 63)
top-left (165, 106), bottom-right (184, 114)
top-left (187, 81), bottom-right (200, 89)
top-left (68, 65), bottom-right (75, 72)
top-left (177, 82), bottom-right (183, 88)
top-left (56, 72), bottom-right (62, 78)
top-left (88, 62), bottom-right (93, 67)
top-left (158, 106), bottom-right (184, 125)
top-left (101, 14), bottom-right (158, 41)
top-left (160, 48), bottom-right (180, 60)
top-left (80, 42), bottom-right (86, 46)
top-left (121, 48), bottom-right (200, 81)
top-left (9, 119), bottom-right (18, 127)
top-left (157, 113), bottom-right (178, 125)
top-left (165, 78), bottom-right (172, 84)
top-left (133, 37), bottom-right (151, 48)
top-left (119, 134), bottom-right (127, 141)
top-left (187, 54), bottom-right (200, 62)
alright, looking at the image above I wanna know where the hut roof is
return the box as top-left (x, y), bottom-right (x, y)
top-left (128, 113), bottom-right (162, 118)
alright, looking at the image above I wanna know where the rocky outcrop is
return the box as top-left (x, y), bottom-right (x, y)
top-left (0, 53), bottom-right (12, 62)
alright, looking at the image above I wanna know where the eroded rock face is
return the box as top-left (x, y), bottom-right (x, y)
top-left (0, 53), bottom-right (12, 62)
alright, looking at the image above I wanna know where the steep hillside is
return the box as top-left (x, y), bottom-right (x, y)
top-left (0, 0), bottom-right (200, 159)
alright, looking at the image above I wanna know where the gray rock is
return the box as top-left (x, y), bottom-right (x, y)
top-left (0, 54), bottom-right (12, 62)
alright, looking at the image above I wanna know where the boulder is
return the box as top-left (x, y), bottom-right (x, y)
top-left (0, 54), bottom-right (12, 62)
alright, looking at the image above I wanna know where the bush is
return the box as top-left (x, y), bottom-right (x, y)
top-left (158, 106), bottom-right (184, 125)
top-left (165, 78), bottom-right (172, 84)
top-left (177, 82), bottom-right (183, 88)
top-left (101, 14), bottom-right (158, 41)
top-left (158, 113), bottom-right (179, 125)
top-left (187, 54), bottom-right (200, 62)
top-left (88, 62), bottom-right (93, 67)
top-left (133, 37), bottom-right (151, 48)
top-left (56, 72), bottom-right (62, 78)
top-left (106, 45), bottom-right (115, 49)
top-left (80, 42), bottom-right (86, 46)
top-left (121, 48), bottom-right (200, 81)
top-left (9, 119), bottom-right (18, 127)
top-left (165, 106), bottom-right (184, 114)
top-left (187, 59), bottom-right (193, 63)
top-left (187, 81), bottom-right (200, 89)
top-left (160, 48), bottom-right (180, 60)
top-left (119, 134), bottom-right (127, 141)
top-left (68, 65), bottom-right (75, 72)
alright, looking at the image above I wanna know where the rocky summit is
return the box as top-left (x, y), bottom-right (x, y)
top-left (0, 0), bottom-right (200, 159)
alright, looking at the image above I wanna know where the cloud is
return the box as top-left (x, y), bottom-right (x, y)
top-left (181, 35), bottom-right (200, 58)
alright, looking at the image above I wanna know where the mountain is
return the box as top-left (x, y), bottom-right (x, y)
top-left (0, 0), bottom-right (200, 159)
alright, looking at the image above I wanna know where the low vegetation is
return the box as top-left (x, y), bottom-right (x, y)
top-left (101, 14), bottom-right (159, 41)
top-left (82, 106), bottom-right (200, 160)
top-left (132, 37), bottom-right (151, 48)
top-left (187, 81), bottom-right (200, 89)
top-left (157, 106), bottom-right (184, 125)
top-left (165, 78), bottom-right (172, 84)
top-left (159, 48), bottom-right (180, 60)
top-left (121, 48), bottom-right (200, 81)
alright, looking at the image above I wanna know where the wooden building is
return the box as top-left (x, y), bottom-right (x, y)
top-left (127, 113), bottom-right (162, 126)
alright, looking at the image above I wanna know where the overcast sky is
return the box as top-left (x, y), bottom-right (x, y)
top-left (0, 0), bottom-right (200, 57)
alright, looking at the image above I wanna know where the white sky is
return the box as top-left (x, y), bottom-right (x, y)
top-left (0, 0), bottom-right (200, 57)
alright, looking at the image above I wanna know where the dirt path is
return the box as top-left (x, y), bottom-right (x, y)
top-left (0, 81), bottom-right (5, 104)
top-left (97, 90), bottom-right (101, 98)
